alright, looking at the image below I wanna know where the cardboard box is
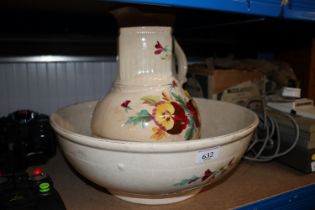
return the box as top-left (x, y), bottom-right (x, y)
top-left (186, 64), bottom-right (264, 106)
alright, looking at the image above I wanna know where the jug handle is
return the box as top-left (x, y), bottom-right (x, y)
top-left (174, 39), bottom-right (188, 87)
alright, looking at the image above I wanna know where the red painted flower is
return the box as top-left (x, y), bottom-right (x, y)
top-left (202, 169), bottom-right (213, 182)
top-left (186, 100), bottom-right (201, 128)
top-left (121, 100), bottom-right (132, 112)
top-left (154, 41), bottom-right (164, 55)
top-left (154, 41), bottom-right (170, 60)
top-left (228, 158), bottom-right (234, 167)
top-left (121, 100), bottom-right (130, 108)
top-left (172, 80), bottom-right (178, 88)
top-left (168, 102), bottom-right (189, 135)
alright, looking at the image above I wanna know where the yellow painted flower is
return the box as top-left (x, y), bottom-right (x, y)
top-left (153, 101), bottom-right (188, 134)
top-left (153, 102), bottom-right (175, 130)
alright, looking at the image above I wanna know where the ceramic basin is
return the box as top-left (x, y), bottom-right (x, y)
top-left (50, 98), bottom-right (258, 205)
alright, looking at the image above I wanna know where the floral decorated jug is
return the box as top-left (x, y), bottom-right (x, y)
top-left (91, 26), bottom-right (201, 141)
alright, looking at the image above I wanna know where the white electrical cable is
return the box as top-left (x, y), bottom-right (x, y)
top-left (244, 99), bottom-right (300, 162)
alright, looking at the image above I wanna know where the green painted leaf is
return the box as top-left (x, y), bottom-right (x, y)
top-left (124, 107), bottom-right (132, 113)
top-left (174, 176), bottom-right (200, 186)
top-left (126, 109), bottom-right (152, 128)
top-left (141, 96), bottom-right (160, 106)
top-left (164, 45), bottom-right (170, 52)
top-left (185, 126), bottom-right (194, 140)
top-left (171, 92), bottom-right (186, 107)
top-left (184, 117), bottom-right (194, 140)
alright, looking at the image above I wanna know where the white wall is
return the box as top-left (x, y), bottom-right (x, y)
top-left (0, 57), bottom-right (117, 116)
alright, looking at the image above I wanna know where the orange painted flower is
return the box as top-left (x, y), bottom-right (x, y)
top-left (151, 127), bottom-right (167, 140)
top-left (162, 91), bottom-right (172, 101)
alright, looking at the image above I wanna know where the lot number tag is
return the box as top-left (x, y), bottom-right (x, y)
top-left (196, 147), bottom-right (220, 164)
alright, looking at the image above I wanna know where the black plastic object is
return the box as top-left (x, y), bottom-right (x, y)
top-left (0, 168), bottom-right (66, 210)
top-left (0, 110), bottom-right (56, 174)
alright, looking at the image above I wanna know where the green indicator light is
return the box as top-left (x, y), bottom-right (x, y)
top-left (39, 182), bottom-right (50, 193)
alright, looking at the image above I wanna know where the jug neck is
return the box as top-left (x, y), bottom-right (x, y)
top-left (116, 27), bottom-right (174, 86)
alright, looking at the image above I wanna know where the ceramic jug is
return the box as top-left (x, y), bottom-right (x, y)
top-left (91, 26), bottom-right (201, 141)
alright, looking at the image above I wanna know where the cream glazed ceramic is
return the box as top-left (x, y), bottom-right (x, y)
top-left (91, 26), bottom-right (201, 142)
top-left (50, 98), bottom-right (259, 205)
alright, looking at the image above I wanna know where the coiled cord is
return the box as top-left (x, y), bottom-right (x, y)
top-left (244, 99), bottom-right (300, 162)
